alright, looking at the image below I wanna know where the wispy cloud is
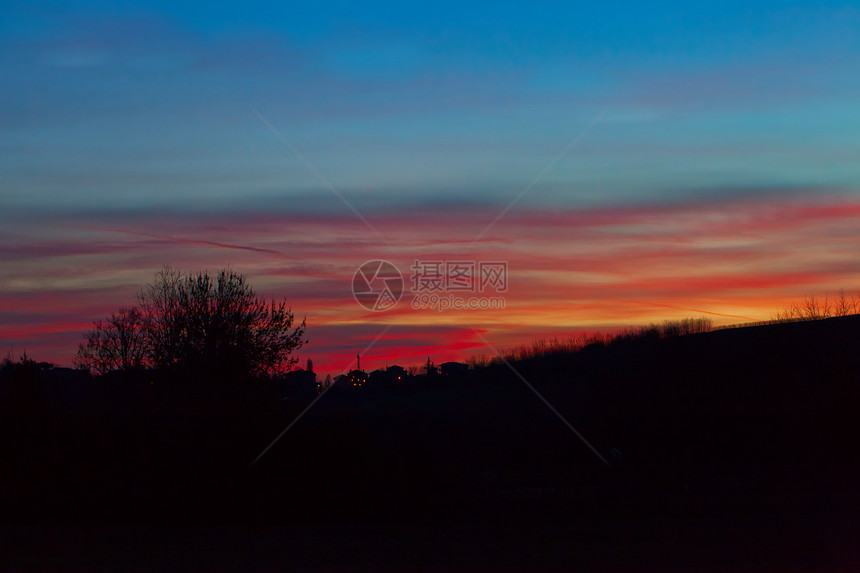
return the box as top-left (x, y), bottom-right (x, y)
top-left (4, 190), bottom-right (860, 371)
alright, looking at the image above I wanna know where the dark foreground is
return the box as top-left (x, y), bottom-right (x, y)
top-left (3, 510), bottom-right (857, 572)
top-left (2, 317), bottom-right (859, 570)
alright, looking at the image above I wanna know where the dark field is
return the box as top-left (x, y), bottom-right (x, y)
top-left (2, 317), bottom-right (859, 570)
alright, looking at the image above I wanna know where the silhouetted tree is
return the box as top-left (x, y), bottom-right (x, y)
top-left (774, 290), bottom-right (860, 322)
top-left (76, 306), bottom-right (149, 375)
top-left (774, 289), bottom-right (860, 322)
top-left (833, 289), bottom-right (857, 317)
top-left (802, 294), bottom-right (831, 320)
top-left (424, 357), bottom-right (438, 376)
top-left (138, 267), bottom-right (307, 380)
top-left (76, 267), bottom-right (307, 382)
top-left (137, 266), bottom-right (185, 370)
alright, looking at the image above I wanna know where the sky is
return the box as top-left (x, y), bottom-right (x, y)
top-left (2, 1), bottom-right (860, 377)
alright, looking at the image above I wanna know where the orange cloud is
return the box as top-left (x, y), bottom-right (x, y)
top-left (4, 192), bottom-right (860, 375)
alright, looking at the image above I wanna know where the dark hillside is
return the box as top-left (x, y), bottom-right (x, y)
top-left (2, 317), bottom-right (859, 570)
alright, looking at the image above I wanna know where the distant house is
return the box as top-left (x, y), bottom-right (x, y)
top-left (386, 365), bottom-right (407, 381)
top-left (347, 369), bottom-right (367, 388)
top-left (368, 369), bottom-right (387, 385)
top-left (276, 368), bottom-right (318, 398)
top-left (366, 365), bottom-right (407, 388)
top-left (440, 361), bottom-right (469, 377)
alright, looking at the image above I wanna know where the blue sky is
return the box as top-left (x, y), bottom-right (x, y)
top-left (3, 1), bottom-right (859, 214)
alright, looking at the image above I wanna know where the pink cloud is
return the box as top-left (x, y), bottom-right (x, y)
top-left (4, 191), bottom-right (860, 373)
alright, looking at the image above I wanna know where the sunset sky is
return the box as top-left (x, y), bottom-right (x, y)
top-left (2, 1), bottom-right (860, 376)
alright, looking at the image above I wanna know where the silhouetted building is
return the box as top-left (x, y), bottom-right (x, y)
top-left (365, 365), bottom-right (408, 388)
top-left (347, 369), bottom-right (367, 388)
top-left (386, 365), bottom-right (407, 381)
top-left (277, 368), bottom-right (318, 398)
top-left (368, 368), bottom-right (386, 385)
top-left (440, 361), bottom-right (469, 377)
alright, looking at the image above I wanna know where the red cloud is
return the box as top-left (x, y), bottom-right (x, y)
top-left (4, 191), bottom-right (860, 374)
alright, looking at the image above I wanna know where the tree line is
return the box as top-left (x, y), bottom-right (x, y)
top-left (773, 289), bottom-right (859, 321)
top-left (6, 283), bottom-right (857, 380)
top-left (488, 317), bottom-right (715, 364)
